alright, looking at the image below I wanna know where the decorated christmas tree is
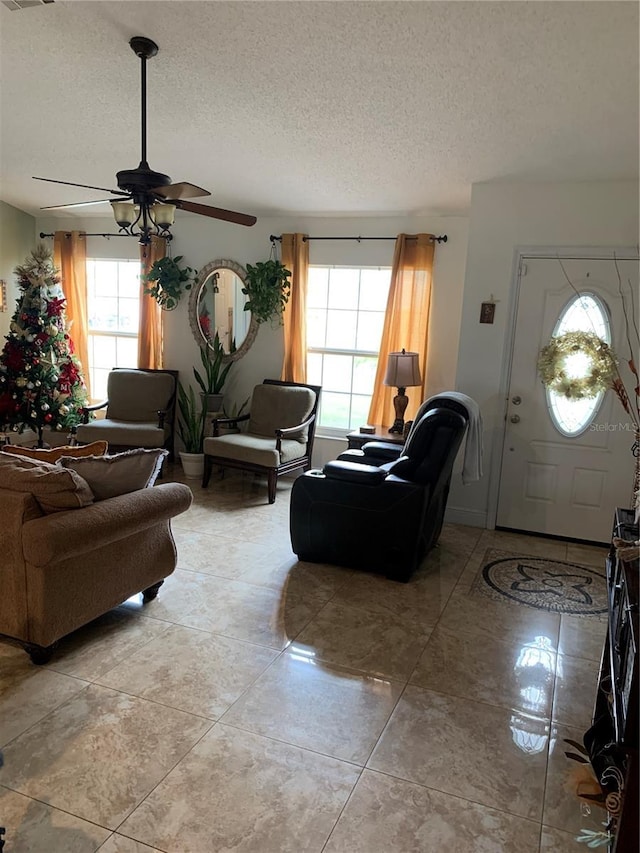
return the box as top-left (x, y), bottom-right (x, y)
top-left (0, 244), bottom-right (89, 446)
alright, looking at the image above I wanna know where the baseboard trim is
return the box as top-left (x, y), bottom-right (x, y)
top-left (445, 506), bottom-right (487, 528)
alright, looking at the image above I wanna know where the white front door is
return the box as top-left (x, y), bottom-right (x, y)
top-left (497, 254), bottom-right (638, 542)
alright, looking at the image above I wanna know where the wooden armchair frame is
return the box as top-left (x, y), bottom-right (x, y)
top-left (203, 379), bottom-right (321, 503)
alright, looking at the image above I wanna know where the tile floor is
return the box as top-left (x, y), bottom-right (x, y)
top-left (0, 467), bottom-right (610, 852)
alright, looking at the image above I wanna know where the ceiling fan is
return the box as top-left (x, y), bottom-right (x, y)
top-left (34, 36), bottom-right (257, 242)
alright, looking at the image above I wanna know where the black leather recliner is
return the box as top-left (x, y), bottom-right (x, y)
top-left (337, 395), bottom-right (469, 468)
top-left (289, 406), bottom-right (468, 582)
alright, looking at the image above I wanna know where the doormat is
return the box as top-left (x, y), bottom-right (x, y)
top-left (471, 549), bottom-right (607, 617)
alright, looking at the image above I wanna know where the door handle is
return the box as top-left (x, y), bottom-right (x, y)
top-left (510, 414), bottom-right (521, 424)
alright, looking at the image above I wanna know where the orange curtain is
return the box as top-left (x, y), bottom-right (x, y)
top-left (53, 230), bottom-right (90, 398)
top-left (138, 236), bottom-right (166, 369)
top-left (280, 233), bottom-right (308, 382)
top-left (367, 233), bottom-right (434, 426)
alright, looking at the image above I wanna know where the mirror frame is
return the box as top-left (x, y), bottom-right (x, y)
top-left (188, 258), bottom-right (259, 363)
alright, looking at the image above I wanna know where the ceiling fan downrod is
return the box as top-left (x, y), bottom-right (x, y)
top-left (129, 36), bottom-right (157, 170)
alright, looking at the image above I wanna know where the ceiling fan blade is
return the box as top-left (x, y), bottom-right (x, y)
top-left (33, 176), bottom-right (129, 196)
top-left (174, 199), bottom-right (257, 227)
top-left (40, 199), bottom-right (113, 210)
top-left (152, 182), bottom-right (211, 200)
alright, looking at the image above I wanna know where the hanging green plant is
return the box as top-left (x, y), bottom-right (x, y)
top-left (537, 331), bottom-right (617, 400)
top-left (141, 255), bottom-right (197, 311)
top-left (242, 259), bottom-right (291, 325)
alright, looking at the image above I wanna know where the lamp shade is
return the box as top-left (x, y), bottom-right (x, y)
top-left (110, 201), bottom-right (138, 227)
top-left (383, 349), bottom-right (422, 388)
top-left (151, 202), bottom-right (176, 228)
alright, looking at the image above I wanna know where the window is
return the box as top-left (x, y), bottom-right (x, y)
top-left (546, 292), bottom-right (611, 436)
top-left (306, 266), bottom-right (391, 432)
top-left (86, 259), bottom-right (140, 401)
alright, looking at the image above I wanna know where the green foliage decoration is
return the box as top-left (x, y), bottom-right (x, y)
top-left (142, 255), bottom-right (197, 310)
top-left (242, 259), bottom-right (291, 325)
top-left (176, 382), bottom-right (206, 454)
top-left (192, 333), bottom-right (233, 396)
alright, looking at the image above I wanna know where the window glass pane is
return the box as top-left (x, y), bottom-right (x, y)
top-left (328, 269), bottom-right (359, 310)
top-left (548, 391), bottom-right (603, 436)
top-left (356, 312), bottom-right (385, 351)
top-left (307, 308), bottom-right (328, 348)
top-left (326, 309), bottom-right (357, 349)
top-left (118, 297), bottom-right (139, 332)
top-left (307, 265), bottom-right (390, 432)
top-left (92, 368), bottom-right (110, 403)
top-left (359, 269), bottom-right (390, 311)
top-left (94, 261), bottom-right (119, 297)
top-left (547, 293), bottom-right (610, 436)
top-left (86, 262), bottom-right (96, 298)
top-left (307, 352), bottom-right (323, 386)
top-left (352, 356), bottom-right (378, 394)
top-left (90, 298), bottom-right (118, 331)
top-left (350, 394), bottom-right (372, 428)
top-left (554, 293), bottom-right (611, 343)
top-left (118, 263), bottom-right (140, 298)
top-left (307, 267), bottom-right (329, 308)
top-left (322, 354), bottom-right (353, 393)
top-left (116, 336), bottom-right (138, 367)
top-left (92, 335), bottom-right (117, 370)
top-left (86, 259), bottom-right (141, 402)
top-left (320, 391), bottom-right (351, 429)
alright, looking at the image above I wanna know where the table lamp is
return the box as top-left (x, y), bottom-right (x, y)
top-left (383, 349), bottom-right (422, 434)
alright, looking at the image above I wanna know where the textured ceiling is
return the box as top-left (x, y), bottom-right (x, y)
top-left (0, 0), bottom-right (638, 220)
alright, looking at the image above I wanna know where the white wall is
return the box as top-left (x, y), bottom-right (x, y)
top-left (0, 201), bottom-right (35, 339)
top-left (37, 211), bottom-right (469, 461)
top-left (450, 180), bottom-right (639, 528)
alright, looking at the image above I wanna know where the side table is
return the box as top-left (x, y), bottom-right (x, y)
top-left (346, 426), bottom-right (405, 451)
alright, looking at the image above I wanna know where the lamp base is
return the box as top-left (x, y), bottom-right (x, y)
top-left (388, 387), bottom-right (408, 435)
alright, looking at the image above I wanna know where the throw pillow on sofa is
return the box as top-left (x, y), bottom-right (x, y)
top-left (57, 447), bottom-right (168, 501)
top-left (2, 441), bottom-right (109, 462)
top-left (0, 450), bottom-right (94, 513)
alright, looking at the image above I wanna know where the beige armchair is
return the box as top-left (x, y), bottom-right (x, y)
top-left (202, 379), bottom-right (321, 503)
top-left (76, 368), bottom-right (178, 459)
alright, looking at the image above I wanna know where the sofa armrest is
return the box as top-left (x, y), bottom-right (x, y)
top-left (360, 440), bottom-right (403, 461)
top-left (22, 482), bottom-right (193, 567)
top-left (323, 460), bottom-right (387, 485)
top-left (81, 400), bottom-right (108, 423)
top-left (212, 413), bottom-right (250, 436)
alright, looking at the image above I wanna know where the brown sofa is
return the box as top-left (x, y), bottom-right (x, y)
top-left (0, 481), bottom-right (192, 663)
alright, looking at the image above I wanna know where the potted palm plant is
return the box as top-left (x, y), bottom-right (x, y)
top-left (193, 333), bottom-right (233, 413)
top-left (176, 381), bottom-right (206, 479)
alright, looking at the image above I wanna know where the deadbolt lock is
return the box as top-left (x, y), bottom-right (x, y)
top-left (512, 395), bottom-right (522, 405)
top-left (510, 414), bottom-right (521, 424)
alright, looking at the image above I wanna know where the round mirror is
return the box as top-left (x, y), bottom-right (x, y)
top-left (188, 259), bottom-right (258, 362)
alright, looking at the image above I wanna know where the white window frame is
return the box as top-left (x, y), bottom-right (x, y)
top-left (307, 264), bottom-right (391, 437)
top-left (86, 257), bottom-right (140, 402)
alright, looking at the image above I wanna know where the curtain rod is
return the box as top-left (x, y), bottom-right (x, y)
top-left (39, 232), bottom-right (130, 239)
top-left (269, 234), bottom-right (448, 244)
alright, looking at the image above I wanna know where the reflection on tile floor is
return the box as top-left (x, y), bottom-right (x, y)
top-left (0, 466), bottom-right (605, 851)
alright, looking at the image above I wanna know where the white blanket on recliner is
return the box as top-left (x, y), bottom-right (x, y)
top-left (425, 391), bottom-right (483, 484)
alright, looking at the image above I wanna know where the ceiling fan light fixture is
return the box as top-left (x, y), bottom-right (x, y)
top-left (110, 200), bottom-right (138, 227)
top-left (151, 202), bottom-right (176, 229)
top-left (34, 35), bottom-right (256, 239)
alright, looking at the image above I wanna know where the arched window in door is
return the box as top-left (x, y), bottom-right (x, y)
top-left (546, 292), bottom-right (611, 437)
